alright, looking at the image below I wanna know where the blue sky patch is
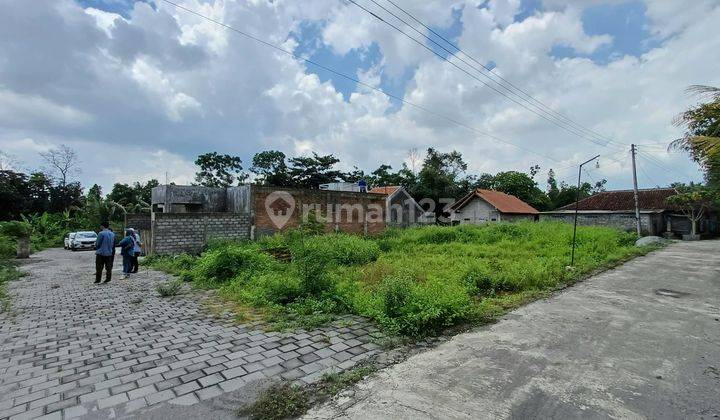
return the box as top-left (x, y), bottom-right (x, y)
top-left (551, 1), bottom-right (659, 64)
top-left (77, 0), bottom-right (151, 18)
top-left (291, 21), bottom-right (381, 101)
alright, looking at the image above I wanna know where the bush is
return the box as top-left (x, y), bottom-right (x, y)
top-left (0, 235), bottom-right (15, 260)
top-left (156, 279), bottom-right (183, 297)
top-left (1, 221), bottom-right (31, 238)
top-left (192, 244), bottom-right (277, 285)
top-left (292, 234), bottom-right (380, 266)
top-left (235, 271), bottom-right (302, 305)
top-left (376, 274), bottom-right (472, 336)
top-left (144, 254), bottom-right (197, 276)
top-left (380, 271), bottom-right (414, 319)
top-left (242, 382), bottom-right (309, 420)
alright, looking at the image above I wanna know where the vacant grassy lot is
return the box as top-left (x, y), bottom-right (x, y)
top-left (146, 222), bottom-right (656, 336)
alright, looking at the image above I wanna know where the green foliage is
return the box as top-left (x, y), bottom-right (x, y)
top-left (144, 254), bottom-right (197, 276)
top-left (0, 235), bottom-right (15, 259)
top-left (149, 222), bottom-right (652, 337)
top-left (294, 234), bottom-right (380, 266)
top-left (671, 85), bottom-right (720, 187)
top-left (195, 152), bottom-right (246, 187)
top-left (1, 221), bottom-right (31, 238)
top-left (156, 279), bottom-right (183, 297)
top-left (191, 244), bottom-right (278, 286)
top-left (242, 382), bottom-right (309, 420)
top-left (298, 210), bottom-right (325, 236)
top-left (0, 259), bottom-right (24, 312)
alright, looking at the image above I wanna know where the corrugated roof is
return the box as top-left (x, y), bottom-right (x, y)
top-left (451, 189), bottom-right (539, 214)
top-left (557, 188), bottom-right (678, 211)
top-left (369, 186), bottom-right (400, 195)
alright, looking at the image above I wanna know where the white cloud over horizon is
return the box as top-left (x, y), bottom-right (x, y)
top-left (0, 0), bottom-right (717, 194)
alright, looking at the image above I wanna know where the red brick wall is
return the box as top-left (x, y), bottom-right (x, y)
top-left (252, 186), bottom-right (387, 238)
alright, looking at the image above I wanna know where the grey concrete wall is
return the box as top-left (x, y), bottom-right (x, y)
top-left (151, 185), bottom-right (227, 213)
top-left (226, 185), bottom-right (252, 213)
top-left (500, 213), bottom-right (537, 223)
top-left (151, 212), bottom-right (251, 255)
top-left (540, 212), bottom-right (659, 235)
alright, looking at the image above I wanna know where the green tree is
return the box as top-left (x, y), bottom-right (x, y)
top-left (250, 150), bottom-right (292, 187)
top-left (666, 184), bottom-right (716, 236)
top-left (195, 152), bottom-right (246, 188)
top-left (87, 184), bottom-right (103, 201)
top-left (48, 182), bottom-right (83, 213)
top-left (671, 85), bottom-right (720, 188)
top-left (107, 183), bottom-right (136, 207)
top-left (411, 148), bottom-right (474, 219)
top-left (0, 170), bottom-right (30, 221)
top-left (488, 171), bottom-right (550, 210)
top-left (287, 153), bottom-right (344, 188)
top-left (27, 172), bottom-right (52, 214)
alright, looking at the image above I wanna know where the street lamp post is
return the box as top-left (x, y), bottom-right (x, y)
top-left (570, 154), bottom-right (600, 267)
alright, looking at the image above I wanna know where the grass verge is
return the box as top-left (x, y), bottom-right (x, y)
top-left (145, 222), bottom-right (663, 336)
top-left (240, 363), bottom-right (378, 420)
top-left (0, 259), bottom-right (24, 313)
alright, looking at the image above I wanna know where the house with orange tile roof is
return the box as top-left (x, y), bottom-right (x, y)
top-left (449, 189), bottom-right (539, 224)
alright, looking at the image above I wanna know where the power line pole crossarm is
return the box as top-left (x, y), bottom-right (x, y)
top-left (630, 144), bottom-right (642, 236)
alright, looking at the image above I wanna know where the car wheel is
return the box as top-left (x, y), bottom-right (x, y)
top-left (71, 247), bottom-right (77, 252)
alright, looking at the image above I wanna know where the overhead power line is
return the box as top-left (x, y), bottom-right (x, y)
top-left (382, 0), bottom-right (622, 148)
top-left (346, 0), bottom-right (625, 150)
top-left (635, 148), bottom-right (697, 181)
top-left (158, 0), bottom-right (586, 173)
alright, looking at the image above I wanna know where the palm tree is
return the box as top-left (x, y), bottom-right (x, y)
top-left (85, 197), bottom-right (127, 225)
top-left (670, 85), bottom-right (720, 183)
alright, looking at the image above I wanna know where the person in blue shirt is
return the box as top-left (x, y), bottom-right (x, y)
top-left (94, 221), bottom-right (115, 284)
top-left (118, 229), bottom-right (136, 279)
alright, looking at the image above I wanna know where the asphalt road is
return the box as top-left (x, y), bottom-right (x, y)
top-left (305, 240), bottom-right (720, 420)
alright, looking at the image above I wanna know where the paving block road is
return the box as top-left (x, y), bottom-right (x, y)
top-left (0, 248), bottom-right (382, 419)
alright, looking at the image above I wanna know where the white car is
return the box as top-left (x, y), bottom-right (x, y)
top-left (65, 231), bottom-right (98, 251)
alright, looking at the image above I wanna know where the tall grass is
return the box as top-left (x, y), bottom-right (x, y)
top-left (147, 222), bottom-right (655, 336)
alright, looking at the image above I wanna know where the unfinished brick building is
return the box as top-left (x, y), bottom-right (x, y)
top-left (149, 185), bottom-right (388, 254)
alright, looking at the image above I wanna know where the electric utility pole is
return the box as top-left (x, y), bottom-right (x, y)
top-left (630, 144), bottom-right (642, 236)
top-left (570, 154), bottom-right (600, 267)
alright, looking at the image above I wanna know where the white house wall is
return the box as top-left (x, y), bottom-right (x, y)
top-left (453, 197), bottom-right (499, 224)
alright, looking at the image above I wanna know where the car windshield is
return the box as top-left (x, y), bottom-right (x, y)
top-left (76, 232), bottom-right (97, 239)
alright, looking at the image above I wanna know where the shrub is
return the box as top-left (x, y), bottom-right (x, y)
top-left (242, 382), bottom-right (309, 420)
top-left (293, 234), bottom-right (380, 266)
top-left (144, 254), bottom-right (197, 276)
top-left (156, 279), bottom-right (183, 297)
top-left (236, 271), bottom-right (302, 305)
top-left (192, 244), bottom-right (277, 285)
top-left (380, 271), bottom-right (414, 319)
top-left (394, 278), bottom-right (473, 336)
top-left (1, 221), bottom-right (31, 239)
top-left (0, 235), bottom-right (15, 260)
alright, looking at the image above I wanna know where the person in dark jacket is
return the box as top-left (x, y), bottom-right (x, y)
top-left (118, 229), bottom-right (135, 279)
top-left (94, 221), bottom-right (115, 284)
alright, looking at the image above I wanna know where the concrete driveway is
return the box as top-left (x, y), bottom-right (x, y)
top-left (306, 240), bottom-right (720, 420)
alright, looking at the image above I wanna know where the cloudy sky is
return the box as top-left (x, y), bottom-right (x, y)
top-left (1, 0), bottom-right (718, 193)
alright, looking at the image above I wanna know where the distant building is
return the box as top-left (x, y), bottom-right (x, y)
top-left (449, 189), bottom-right (539, 224)
top-left (319, 182), bottom-right (365, 193)
top-left (368, 186), bottom-right (431, 227)
top-left (540, 188), bottom-right (718, 237)
top-left (148, 185), bottom-right (387, 255)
